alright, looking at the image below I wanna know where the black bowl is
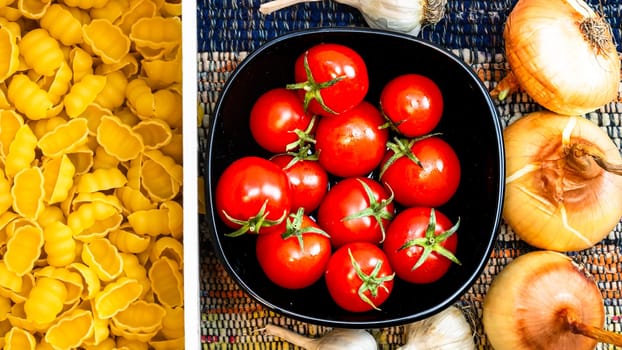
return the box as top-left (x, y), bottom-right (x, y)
top-left (205, 27), bottom-right (504, 328)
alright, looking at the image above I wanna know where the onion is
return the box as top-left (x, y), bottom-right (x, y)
top-left (503, 110), bottom-right (622, 251)
top-left (492, 0), bottom-right (620, 115)
top-left (259, 0), bottom-right (447, 37)
top-left (483, 250), bottom-right (622, 349)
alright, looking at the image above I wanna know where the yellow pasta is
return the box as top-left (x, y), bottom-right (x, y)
top-left (89, 0), bottom-right (128, 21)
top-left (66, 201), bottom-right (122, 241)
top-left (4, 123), bottom-right (36, 177)
top-left (3, 272), bottom-right (34, 304)
top-left (33, 266), bottom-right (83, 305)
top-left (7, 74), bottom-right (54, 121)
top-left (126, 156), bottom-right (142, 190)
top-left (77, 167), bottom-right (127, 193)
top-left (112, 300), bottom-right (164, 335)
top-left (132, 118), bottom-right (172, 150)
top-left (125, 78), bottom-right (155, 119)
top-left (18, 28), bottom-right (63, 76)
top-left (0, 173), bottom-right (13, 214)
top-left (11, 167), bottom-right (45, 219)
top-left (119, 252), bottom-right (150, 298)
top-left (82, 313), bottom-right (110, 348)
top-left (67, 144), bottom-right (95, 175)
top-left (127, 208), bottom-right (168, 236)
top-left (69, 47), bottom-right (94, 83)
top-left (43, 221), bottom-right (76, 267)
top-left (159, 132), bottom-right (182, 165)
top-left (93, 277), bottom-right (142, 319)
top-left (38, 118), bottom-right (89, 157)
top-left (116, 337), bottom-right (149, 350)
top-left (37, 205), bottom-right (65, 228)
top-left (149, 337), bottom-right (185, 350)
top-left (142, 51), bottom-right (181, 89)
top-left (149, 236), bottom-right (183, 269)
top-left (0, 109), bottom-right (22, 159)
top-left (92, 70), bottom-right (127, 110)
top-left (40, 4), bottom-right (84, 45)
top-left (82, 337), bottom-right (115, 350)
top-left (67, 262), bottom-right (100, 300)
top-left (4, 326), bottom-right (36, 350)
top-left (42, 155), bottom-right (76, 204)
top-left (83, 19), bottom-right (130, 64)
top-left (61, 0), bottom-right (107, 9)
top-left (96, 115), bottom-right (144, 161)
top-left (64, 74), bottom-right (107, 118)
top-left (129, 16), bottom-right (181, 56)
top-left (0, 6), bottom-right (22, 21)
top-left (5, 225), bottom-right (43, 276)
top-left (92, 146), bottom-right (119, 170)
top-left (148, 257), bottom-right (182, 308)
top-left (0, 261), bottom-right (22, 296)
top-left (45, 309), bottom-right (94, 349)
top-left (116, 0), bottom-right (156, 34)
top-left (115, 106), bottom-right (141, 126)
top-left (115, 186), bottom-right (155, 213)
top-left (81, 238), bottom-right (123, 282)
top-left (161, 200), bottom-right (183, 239)
top-left (71, 191), bottom-right (124, 213)
top-left (109, 229), bottom-right (151, 254)
top-left (0, 25), bottom-right (20, 82)
top-left (153, 88), bottom-right (183, 129)
top-left (24, 276), bottom-right (67, 324)
top-left (31, 116), bottom-right (66, 140)
top-left (19, 0), bottom-right (51, 19)
top-left (95, 52), bottom-right (139, 77)
top-left (160, 305), bottom-right (184, 340)
top-left (141, 150), bottom-right (182, 202)
top-left (160, 0), bottom-right (181, 16)
top-left (45, 61), bottom-right (73, 105)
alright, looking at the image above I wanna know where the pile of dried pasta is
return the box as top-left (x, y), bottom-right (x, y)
top-left (0, 0), bottom-right (184, 348)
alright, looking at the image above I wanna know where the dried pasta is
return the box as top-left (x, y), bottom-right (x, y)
top-left (38, 117), bottom-right (89, 157)
top-left (7, 74), bottom-right (54, 121)
top-left (148, 257), bottom-right (183, 308)
top-left (63, 74), bottom-right (107, 118)
top-left (23, 276), bottom-right (67, 324)
top-left (43, 221), bottom-right (77, 267)
top-left (0, 26), bottom-right (19, 82)
top-left (82, 238), bottom-right (123, 282)
top-left (45, 309), bottom-right (94, 349)
top-left (18, 29), bottom-right (63, 76)
top-left (11, 167), bottom-right (44, 219)
top-left (96, 115), bottom-right (144, 162)
top-left (40, 4), bottom-right (84, 46)
top-left (93, 277), bottom-right (142, 319)
top-left (4, 225), bottom-right (43, 276)
top-left (4, 326), bottom-right (36, 350)
top-left (42, 154), bottom-right (76, 204)
top-left (82, 19), bottom-right (130, 64)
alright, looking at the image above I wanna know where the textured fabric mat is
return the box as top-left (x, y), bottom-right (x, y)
top-left (198, 0), bottom-right (622, 348)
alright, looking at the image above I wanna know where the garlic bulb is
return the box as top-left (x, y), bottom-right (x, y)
top-left (259, 0), bottom-right (447, 36)
top-left (264, 323), bottom-right (378, 350)
top-left (398, 305), bottom-right (476, 350)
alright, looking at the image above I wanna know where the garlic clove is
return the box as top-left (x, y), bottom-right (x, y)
top-left (397, 305), bottom-right (476, 350)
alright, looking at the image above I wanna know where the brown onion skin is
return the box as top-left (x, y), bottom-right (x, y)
top-left (503, 111), bottom-right (622, 251)
top-left (483, 251), bottom-right (604, 350)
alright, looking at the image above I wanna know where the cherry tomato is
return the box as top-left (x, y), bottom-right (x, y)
top-left (380, 136), bottom-right (460, 207)
top-left (270, 154), bottom-right (329, 214)
top-left (380, 73), bottom-right (444, 137)
top-left (289, 43), bottom-right (369, 117)
top-left (256, 209), bottom-right (332, 289)
top-left (325, 242), bottom-right (395, 312)
top-left (315, 101), bottom-right (389, 178)
top-left (383, 207), bottom-right (460, 284)
top-left (214, 156), bottom-right (291, 236)
top-left (317, 177), bottom-right (394, 248)
top-left (249, 88), bottom-right (314, 153)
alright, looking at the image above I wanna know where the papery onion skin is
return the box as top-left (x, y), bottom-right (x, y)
top-left (503, 111), bottom-right (622, 251)
top-left (503, 0), bottom-right (620, 115)
top-left (483, 251), bottom-right (604, 350)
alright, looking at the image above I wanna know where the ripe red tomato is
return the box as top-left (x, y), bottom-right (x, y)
top-left (383, 207), bottom-right (460, 284)
top-left (325, 242), bottom-right (395, 312)
top-left (317, 177), bottom-right (394, 248)
top-left (256, 210), bottom-right (332, 289)
top-left (315, 101), bottom-right (389, 178)
top-left (379, 73), bottom-right (444, 137)
top-left (380, 136), bottom-right (460, 207)
top-left (249, 88), bottom-right (314, 153)
top-left (289, 43), bottom-right (369, 117)
top-left (270, 154), bottom-right (329, 214)
top-left (214, 156), bottom-right (291, 236)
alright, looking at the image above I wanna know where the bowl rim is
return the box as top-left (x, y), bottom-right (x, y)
top-left (205, 26), bottom-right (506, 328)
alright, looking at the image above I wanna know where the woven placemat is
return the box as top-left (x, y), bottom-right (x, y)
top-left (198, 0), bottom-right (622, 348)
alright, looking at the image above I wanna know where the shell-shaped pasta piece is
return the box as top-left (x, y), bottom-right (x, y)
top-left (69, 47), bottom-right (94, 83)
top-left (0, 295), bottom-right (10, 321)
top-left (126, 156), bottom-right (142, 190)
top-left (153, 88), bottom-right (182, 129)
top-left (0, 173), bottom-right (12, 215)
top-left (144, 150), bottom-right (182, 184)
top-left (79, 105), bottom-right (111, 136)
top-left (67, 262), bottom-right (100, 300)
top-left (148, 257), bottom-right (182, 308)
top-left (6, 302), bottom-right (52, 333)
top-left (127, 208), bottom-right (168, 236)
top-left (95, 52), bottom-right (139, 77)
top-left (18, 28), bottom-right (63, 76)
top-left (11, 167), bottom-right (44, 219)
top-left (125, 78), bottom-right (155, 119)
top-left (0, 110), bottom-right (23, 158)
top-left (64, 74), bottom-right (107, 118)
top-left (89, 0), bottom-right (128, 21)
top-left (67, 201), bottom-right (120, 241)
top-left (67, 144), bottom-right (95, 175)
top-left (160, 306), bottom-right (184, 340)
top-left (141, 151), bottom-right (182, 202)
top-left (42, 155), bottom-right (76, 204)
top-left (160, 0), bottom-right (181, 16)
top-left (37, 205), bottom-right (66, 228)
top-left (92, 145), bottom-right (119, 170)
top-left (93, 70), bottom-right (127, 110)
top-left (0, 6), bottom-right (22, 21)
top-left (142, 53), bottom-right (181, 89)
top-left (149, 337), bottom-right (185, 350)
top-left (4, 124), bottom-right (37, 178)
top-left (5, 225), bottom-right (43, 276)
top-left (82, 238), bottom-right (123, 281)
top-left (24, 276), bottom-right (67, 324)
top-left (40, 4), bottom-right (84, 46)
top-left (0, 261), bottom-right (22, 294)
top-left (77, 167), bottom-right (127, 193)
top-left (112, 300), bottom-right (164, 334)
top-left (45, 309), bottom-right (94, 349)
top-left (4, 326), bottom-right (36, 350)
top-left (71, 191), bottom-right (124, 212)
top-left (46, 61), bottom-right (73, 105)
top-left (3, 272), bottom-right (34, 304)
top-left (61, 0), bottom-right (107, 9)
top-left (149, 236), bottom-right (182, 269)
top-left (7, 74), bottom-right (54, 121)
top-left (116, 0), bottom-right (156, 34)
top-left (93, 277), bottom-right (142, 319)
top-left (115, 106), bottom-right (141, 126)
top-left (38, 118), bottom-right (89, 157)
top-left (119, 253), bottom-right (150, 297)
top-left (18, 0), bottom-right (51, 19)
top-left (0, 26), bottom-right (20, 82)
top-left (161, 200), bottom-right (182, 239)
top-left (129, 17), bottom-right (180, 57)
top-left (132, 118), bottom-right (172, 150)
top-left (34, 266), bottom-right (83, 305)
top-left (116, 337), bottom-right (149, 350)
top-left (110, 319), bottom-right (158, 343)
top-left (81, 313), bottom-right (110, 348)
top-left (109, 229), bottom-right (150, 254)
top-left (43, 221), bottom-right (76, 267)
top-left (31, 116), bottom-right (67, 140)
top-left (83, 19), bottom-right (130, 64)
top-left (96, 115), bottom-right (143, 161)
top-left (115, 186), bottom-right (155, 213)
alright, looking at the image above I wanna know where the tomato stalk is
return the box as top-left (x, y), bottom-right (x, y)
top-left (285, 115), bottom-right (318, 153)
top-left (221, 200), bottom-right (288, 237)
top-left (341, 178), bottom-right (394, 243)
top-left (347, 248), bottom-right (395, 311)
top-left (380, 135), bottom-right (440, 178)
top-left (286, 51), bottom-right (346, 115)
top-left (282, 208), bottom-right (330, 250)
top-left (398, 208), bottom-right (461, 271)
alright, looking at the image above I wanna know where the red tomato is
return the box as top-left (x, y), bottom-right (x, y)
top-left (256, 210), bottom-right (332, 289)
top-left (380, 136), bottom-right (460, 207)
top-left (289, 43), bottom-right (369, 117)
top-left (317, 177), bottom-right (394, 248)
top-left (214, 156), bottom-right (291, 236)
top-left (383, 207), bottom-right (460, 284)
top-left (380, 73), bottom-right (444, 137)
top-left (249, 88), bottom-right (314, 153)
top-left (270, 154), bottom-right (329, 214)
top-left (315, 101), bottom-right (389, 178)
top-left (325, 242), bottom-right (395, 312)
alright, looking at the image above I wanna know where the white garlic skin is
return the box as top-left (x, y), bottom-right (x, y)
top-left (397, 306), bottom-right (476, 350)
top-left (313, 328), bottom-right (379, 350)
